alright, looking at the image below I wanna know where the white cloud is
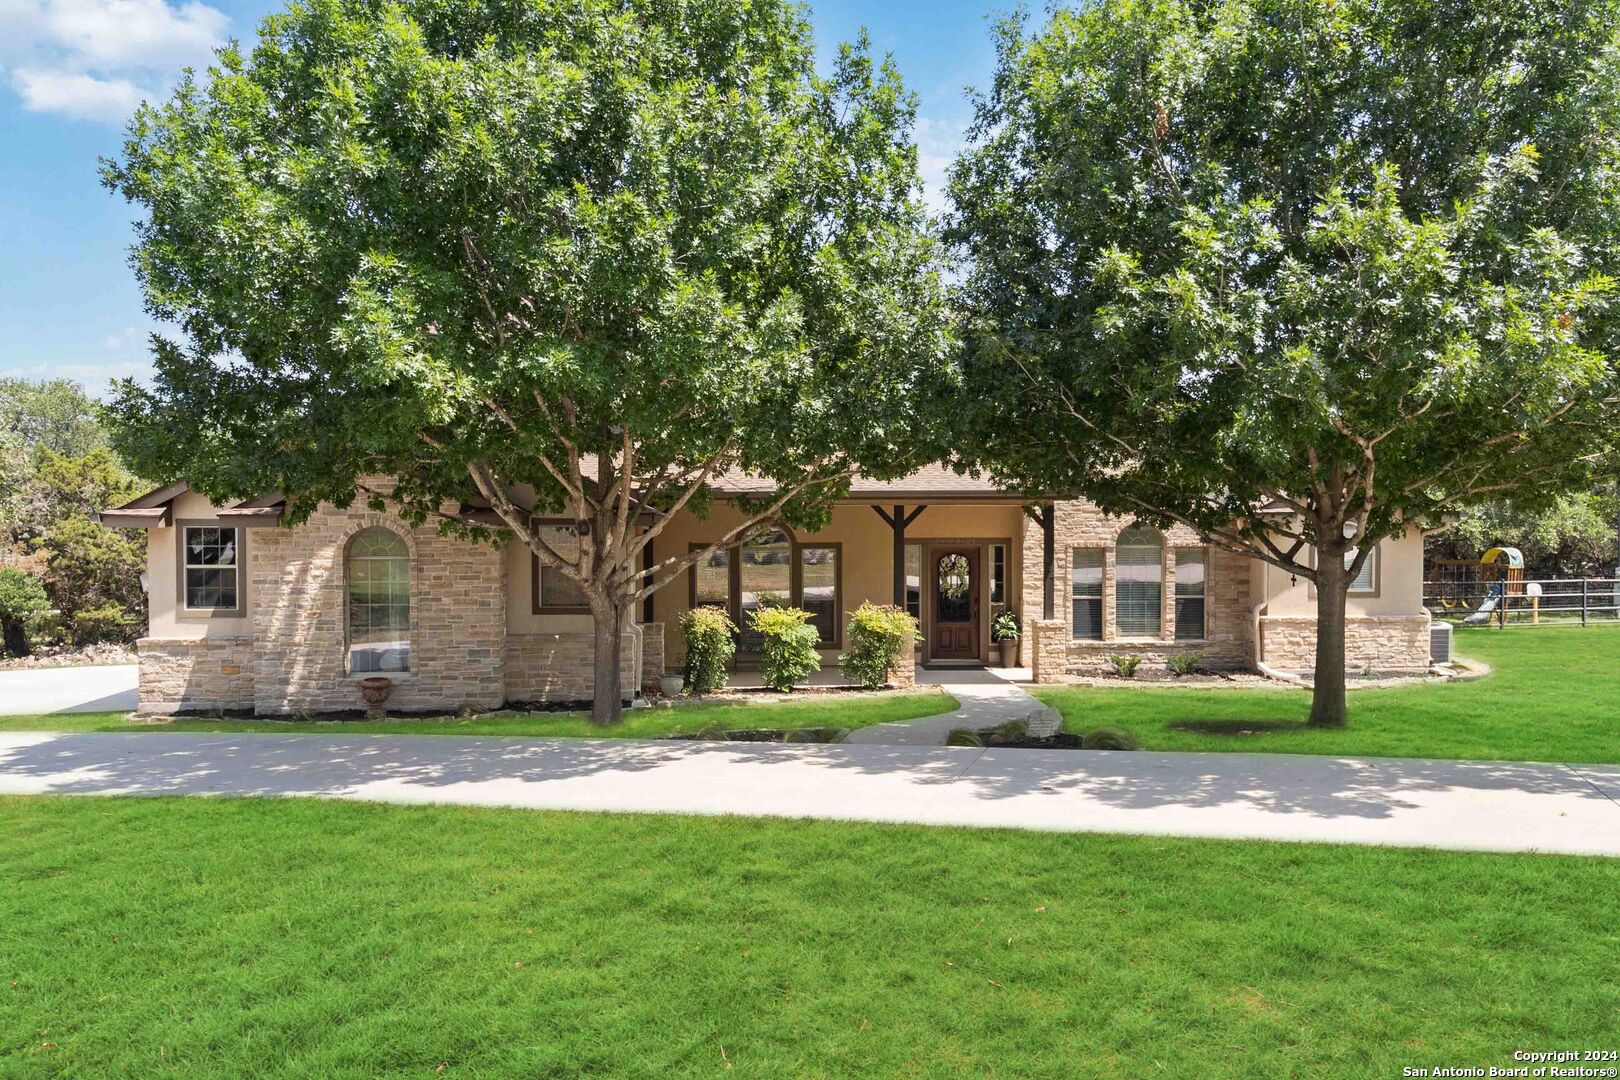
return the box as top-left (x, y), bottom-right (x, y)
top-left (0, 0), bottom-right (226, 122)
top-left (31, 0), bottom-right (226, 69)
top-left (11, 66), bottom-right (149, 121)
top-left (914, 115), bottom-right (967, 219)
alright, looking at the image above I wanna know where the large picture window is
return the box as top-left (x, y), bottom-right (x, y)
top-left (1175, 548), bottom-right (1206, 640)
top-left (181, 525), bottom-right (241, 613)
top-left (689, 529), bottom-right (842, 646)
top-left (532, 526), bottom-right (590, 613)
top-left (1116, 524), bottom-right (1163, 638)
top-left (347, 529), bottom-right (410, 674)
top-left (1071, 548), bottom-right (1103, 640)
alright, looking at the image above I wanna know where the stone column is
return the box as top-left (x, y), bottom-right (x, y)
top-left (1030, 618), bottom-right (1067, 684)
top-left (890, 631), bottom-right (917, 689)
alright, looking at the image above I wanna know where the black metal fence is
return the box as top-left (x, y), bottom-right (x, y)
top-left (1425, 577), bottom-right (1620, 626)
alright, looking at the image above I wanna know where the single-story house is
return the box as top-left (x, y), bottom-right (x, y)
top-left (101, 466), bottom-right (1432, 715)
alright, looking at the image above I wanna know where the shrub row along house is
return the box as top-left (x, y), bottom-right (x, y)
top-left (101, 465), bottom-right (1433, 715)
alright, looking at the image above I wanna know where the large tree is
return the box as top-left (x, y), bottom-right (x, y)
top-left (104, 0), bottom-right (955, 722)
top-left (949, 0), bottom-right (1620, 725)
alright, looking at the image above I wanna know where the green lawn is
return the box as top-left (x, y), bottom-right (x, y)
top-left (0, 689), bottom-right (953, 739)
top-left (2, 797), bottom-right (1615, 1077)
top-left (1036, 625), bottom-right (1620, 763)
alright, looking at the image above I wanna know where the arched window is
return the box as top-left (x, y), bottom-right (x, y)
top-left (347, 528), bottom-right (410, 673)
top-left (1116, 524), bottom-right (1164, 638)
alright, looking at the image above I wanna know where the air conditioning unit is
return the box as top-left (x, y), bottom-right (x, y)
top-left (1430, 621), bottom-right (1452, 664)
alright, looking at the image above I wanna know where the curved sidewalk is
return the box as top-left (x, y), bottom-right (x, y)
top-left (845, 667), bottom-right (1059, 745)
top-left (1, 730), bottom-right (1616, 856)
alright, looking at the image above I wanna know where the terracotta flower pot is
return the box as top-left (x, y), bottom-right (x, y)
top-left (359, 677), bottom-right (394, 707)
top-left (997, 639), bottom-right (1018, 668)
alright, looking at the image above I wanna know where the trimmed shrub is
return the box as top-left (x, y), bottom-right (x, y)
top-left (946, 728), bottom-right (985, 748)
top-left (750, 605), bottom-right (822, 692)
top-left (679, 606), bottom-right (737, 696)
top-left (992, 718), bottom-right (1030, 743)
top-left (1084, 727), bottom-right (1140, 751)
top-left (1105, 653), bottom-right (1142, 678)
top-left (1167, 651), bottom-right (1207, 677)
top-left (839, 603), bottom-right (920, 689)
top-left (783, 726), bottom-right (850, 744)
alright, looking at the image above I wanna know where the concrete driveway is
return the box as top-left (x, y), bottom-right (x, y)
top-left (2, 730), bottom-right (1617, 856)
top-left (0, 665), bottom-right (138, 715)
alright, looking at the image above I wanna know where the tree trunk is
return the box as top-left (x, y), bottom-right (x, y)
top-left (590, 597), bottom-right (627, 726)
top-left (1, 617), bottom-right (30, 659)
top-left (1308, 547), bottom-right (1349, 728)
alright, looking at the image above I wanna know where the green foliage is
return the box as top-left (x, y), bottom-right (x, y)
top-left (839, 602), bottom-right (920, 689)
top-left (0, 568), bottom-right (52, 657)
top-left (35, 516), bottom-right (147, 645)
top-left (951, 0), bottom-right (1620, 726)
top-left (749, 605), bottom-right (822, 692)
top-left (101, 0), bottom-right (956, 724)
top-left (680, 607), bottom-right (737, 696)
top-left (0, 378), bottom-right (107, 460)
top-left (1167, 652), bottom-right (1206, 678)
top-left (1083, 727), bottom-right (1140, 751)
top-left (991, 610), bottom-right (1021, 642)
top-left (1106, 654), bottom-right (1142, 679)
top-left (945, 728), bottom-right (985, 747)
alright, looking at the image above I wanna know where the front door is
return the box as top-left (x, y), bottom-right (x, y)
top-left (930, 547), bottom-right (981, 661)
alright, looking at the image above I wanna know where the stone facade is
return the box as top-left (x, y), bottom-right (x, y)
top-left (1259, 614), bottom-right (1432, 675)
top-left (1028, 619), bottom-right (1067, 685)
top-left (136, 637), bottom-right (256, 713)
top-left (889, 632), bottom-right (917, 689)
top-left (249, 505), bottom-right (507, 715)
top-left (506, 623), bottom-right (665, 704)
top-left (1021, 500), bottom-right (1253, 679)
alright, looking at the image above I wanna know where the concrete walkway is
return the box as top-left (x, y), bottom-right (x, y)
top-left (846, 667), bottom-right (1059, 745)
top-left (2, 730), bottom-right (1616, 856)
top-left (0, 664), bottom-right (138, 715)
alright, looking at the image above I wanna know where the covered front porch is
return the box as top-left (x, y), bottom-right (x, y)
top-left (648, 471), bottom-right (1053, 671)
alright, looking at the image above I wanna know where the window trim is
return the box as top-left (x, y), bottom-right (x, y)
top-left (344, 526), bottom-right (412, 676)
top-left (1174, 546), bottom-right (1208, 641)
top-left (530, 523), bottom-right (592, 615)
top-left (1114, 523), bottom-right (1166, 640)
top-left (1070, 546), bottom-right (1104, 641)
top-left (1347, 544), bottom-right (1380, 596)
top-left (175, 521), bottom-right (246, 620)
top-left (687, 531), bottom-right (844, 649)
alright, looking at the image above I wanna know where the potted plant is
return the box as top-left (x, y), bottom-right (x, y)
top-left (991, 611), bottom-right (1021, 668)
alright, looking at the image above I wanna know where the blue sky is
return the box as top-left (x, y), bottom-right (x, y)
top-left (0, 0), bottom-right (1005, 395)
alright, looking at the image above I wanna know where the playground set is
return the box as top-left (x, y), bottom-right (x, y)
top-left (1426, 547), bottom-right (1620, 626)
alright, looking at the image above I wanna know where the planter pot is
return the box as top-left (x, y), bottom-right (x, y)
top-left (660, 672), bottom-right (685, 698)
top-left (997, 639), bottom-right (1018, 668)
top-left (359, 677), bottom-right (393, 717)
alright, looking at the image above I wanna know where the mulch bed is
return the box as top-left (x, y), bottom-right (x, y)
top-left (981, 733), bottom-right (1087, 750)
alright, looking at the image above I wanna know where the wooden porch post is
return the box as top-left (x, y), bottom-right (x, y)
top-left (873, 504), bottom-right (927, 607)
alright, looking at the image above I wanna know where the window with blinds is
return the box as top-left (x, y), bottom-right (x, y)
top-left (1346, 546), bottom-right (1377, 593)
top-left (1175, 548), bottom-right (1206, 640)
top-left (1071, 548), bottom-right (1103, 640)
top-left (1116, 524), bottom-right (1163, 637)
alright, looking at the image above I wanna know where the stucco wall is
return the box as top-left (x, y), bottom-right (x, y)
top-left (145, 490), bottom-right (254, 641)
